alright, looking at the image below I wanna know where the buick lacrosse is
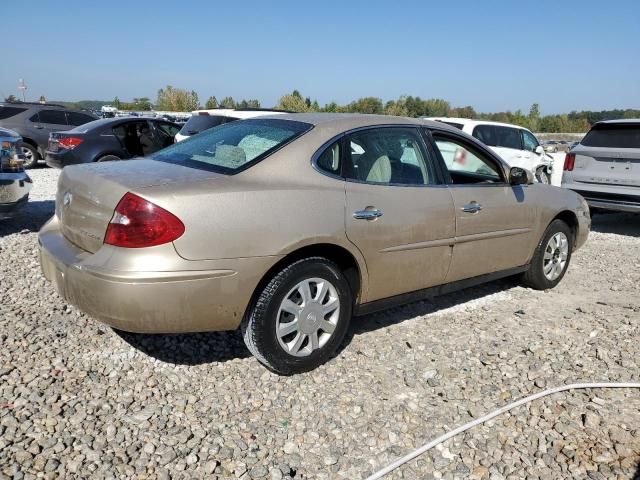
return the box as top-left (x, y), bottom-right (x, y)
top-left (39, 114), bottom-right (590, 374)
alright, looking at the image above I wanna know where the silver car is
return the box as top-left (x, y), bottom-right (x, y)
top-left (562, 119), bottom-right (640, 213)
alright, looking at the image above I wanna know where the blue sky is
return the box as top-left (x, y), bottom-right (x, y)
top-left (3, 0), bottom-right (639, 114)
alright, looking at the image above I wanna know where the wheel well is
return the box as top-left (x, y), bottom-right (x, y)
top-left (553, 210), bottom-right (578, 247)
top-left (20, 137), bottom-right (37, 148)
top-left (249, 244), bottom-right (362, 310)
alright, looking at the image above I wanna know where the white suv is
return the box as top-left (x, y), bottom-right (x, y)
top-left (425, 117), bottom-right (553, 183)
top-left (175, 109), bottom-right (287, 142)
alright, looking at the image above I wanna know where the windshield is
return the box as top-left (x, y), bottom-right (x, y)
top-left (582, 123), bottom-right (640, 148)
top-left (152, 118), bottom-right (312, 174)
top-left (178, 115), bottom-right (231, 136)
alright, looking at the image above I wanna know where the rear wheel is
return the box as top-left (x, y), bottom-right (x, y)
top-left (242, 257), bottom-right (353, 374)
top-left (522, 219), bottom-right (572, 290)
top-left (20, 144), bottom-right (39, 169)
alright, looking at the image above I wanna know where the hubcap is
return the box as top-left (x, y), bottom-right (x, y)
top-left (543, 232), bottom-right (568, 281)
top-left (276, 277), bottom-right (340, 357)
top-left (21, 147), bottom-right (33, 161)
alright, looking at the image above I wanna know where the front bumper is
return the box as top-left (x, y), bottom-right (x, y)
top-left (0, 172), bottom-right (32, 219)
top-left (38, 216), bottom-right (279, 333)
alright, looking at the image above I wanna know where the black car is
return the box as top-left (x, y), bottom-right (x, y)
top-left (0, 102), bottom-right (97, 168)
top-left (45, 117), bottom-right (180, 168)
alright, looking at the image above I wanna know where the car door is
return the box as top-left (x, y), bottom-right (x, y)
top-left (32, 109), bottom-right (71, 148)
top-left (336, 126), bottom-right (455, 302)
top-left (429, 129), bottom-right (537, 283)
top-left (151, 121), bottom-right (181, 149)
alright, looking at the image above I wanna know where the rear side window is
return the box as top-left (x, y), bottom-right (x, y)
top-left (153, 118), bottom-right (312, 174)
top-left (316, 142), bottom-right (341, 175)
top-left (178, 115), bottom-right (229, 136)
top-left (344, 127), bottom-right (435, 185)
top-left (37, 110), bottom-right (69, 125)
top-left (67, 112), bottom-right (95, 126)
top-left (0, 106), bottom-right (27, 120)
top-left (582, 124), bottom-right (640, 148)
top-left (473, 125), bottom-right (522, 150)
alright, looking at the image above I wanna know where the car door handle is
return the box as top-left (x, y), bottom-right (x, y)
top-left (353, 209), bottom-right (383, 220)
top-left (462, 203), bottom-right (483, 213)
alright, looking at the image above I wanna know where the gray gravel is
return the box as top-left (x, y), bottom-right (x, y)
top-left (1, 167), bottom-right (639, 479)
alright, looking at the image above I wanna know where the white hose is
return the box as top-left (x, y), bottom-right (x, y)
top-left (365, 382), bottom-right (640, 480)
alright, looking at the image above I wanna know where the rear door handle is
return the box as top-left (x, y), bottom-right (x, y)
top-left (462, 202), bottom-right (482, 213)
top-left (353, 209), bottom-right (383, 220)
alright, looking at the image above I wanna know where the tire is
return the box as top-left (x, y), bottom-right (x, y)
top-left (521, 219), bottom-right (573, 290)
top-left (535, 167), bottom-right (551, 184)
top-left (96, 155), bottom-right (120, 162)
top-left (20, 143), bottom-right (39, 169)
top-left (242, 257), bottom-right (353, 375)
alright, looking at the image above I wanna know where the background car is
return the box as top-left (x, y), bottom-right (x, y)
top-left (562, 119), bottom-right (640, 213)
top-left (0, 127), bottom-right (32, 219)
top-left (45, 117), bottom-right (180, 168)
top-left (0, 101), bottom-right (97, 168)
top-left (426, 117), bottom-right (553, 183)
top-left (174, 108), bottom-right (289, 142)
top-left (39, 114), bottom-right (590, 374)
top-left (543, 141), bottom-right (559, 153)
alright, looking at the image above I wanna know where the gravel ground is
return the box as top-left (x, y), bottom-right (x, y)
top-left (1, 167), bottom-right (639, 480)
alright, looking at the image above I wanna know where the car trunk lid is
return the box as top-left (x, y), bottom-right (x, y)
top-left (56, 159), bottom-right (224, 253)
top-left (570, 146), bottom-right (640, 188)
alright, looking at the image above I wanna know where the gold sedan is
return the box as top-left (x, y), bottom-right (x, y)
top-left (39, 114), bottom-right (590, 374)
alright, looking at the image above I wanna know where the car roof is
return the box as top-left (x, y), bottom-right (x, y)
top-left (425, 116), bottom-right (532, 131)
top-left (593, 119), bottom-right (640, 125)
top-left (256, 112), bottom-right (452, 131)
top-left (68, 116), bottom-right (175, 132)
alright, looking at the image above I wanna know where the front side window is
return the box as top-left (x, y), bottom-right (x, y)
top-left (473, 125), bottom-right (522, 150)
top-left (343, 128), bottom-right (434, 185)
top-left (152, 119), bottom-right (312, 173)
top-left (522, 130), bottom-right (540, 152)
top-left (37, 110), bottom-right (69, 125)
top-left (433, 134), bottom-right (504, 184)
top-left (156, 121), bottom-right (180, 137)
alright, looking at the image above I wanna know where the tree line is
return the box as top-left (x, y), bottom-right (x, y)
top-left (16, 85), bottom-right (638, 133)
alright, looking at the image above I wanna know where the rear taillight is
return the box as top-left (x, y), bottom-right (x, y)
top-left (563, 153), bottom-right (575, 171)
top-left (58, 137), bottom-right (84, 150)
top-left (104, 193), bottom-right (185, 248)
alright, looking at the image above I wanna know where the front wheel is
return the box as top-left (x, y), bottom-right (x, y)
top-left (536, 167), bottom-right (551, 184)
top-left (242, 257), bottom-right (353, 375)
top-left (96, 155), bottom-right (121, 162)
top-left (20, 144), bottom-right (39, 169)
top-left (521, 219), bottom-right (573, 290)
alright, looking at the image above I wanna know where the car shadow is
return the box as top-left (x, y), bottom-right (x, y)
top-left (590, 211), bottom-right (640, 237)
top-left (117, 277), bottom-right (519, 367)
top-left (340, 275), bottom-right (520, 352)
top-left (114, 329), bottom-right (251, 366)
top-left (0, 200), bottom-right (55, 236)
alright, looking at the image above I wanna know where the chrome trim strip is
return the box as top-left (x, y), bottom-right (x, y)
top-left (380, 238), bottom-right (454, 253)
top-left (455, 227), bottom-right (532, 244)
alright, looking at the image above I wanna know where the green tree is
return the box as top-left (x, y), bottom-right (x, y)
top-left (131, 97), bottom-right (152, 111)
top-left (278, 90), bottom-right (310, 112)
top-left (156, 86), bottom-right (199, 112)
top-left (205, 96), bottom-right (219, 109)
top-left (220, 96), bottom-right (236, 108)
top-left (237, 99), bottom-right (261, 108)
top-left (345, 97), bottom-right (384, 114)
top-left (4, 94), bottom-right (18, 102)
top-left (113, 97), bottom-right (121, 109)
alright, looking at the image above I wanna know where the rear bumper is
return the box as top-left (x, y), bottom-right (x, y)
top-left (0, 172), bottom-right (32, 219)
top-left (45, 151), bottom-right (85, 169)
top-left (564, 184), bottom-right (640, 214)
top-left (38, 216), bottom-right (279, 333)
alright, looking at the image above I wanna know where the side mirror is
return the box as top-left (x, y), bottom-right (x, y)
top-left (535, 145), bottom-right (544, 155)
top-left (509, 166), bottom-right (534, 185)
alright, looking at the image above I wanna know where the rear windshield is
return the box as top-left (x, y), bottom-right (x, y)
top-left (0, 106), bottom-right (28, 120)
top-left (178, 115), bottom-right (233, 136)
top-left (152, 118), bottom-right (313, 174)
top-left (582, 124), bottom-right (640, 148)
